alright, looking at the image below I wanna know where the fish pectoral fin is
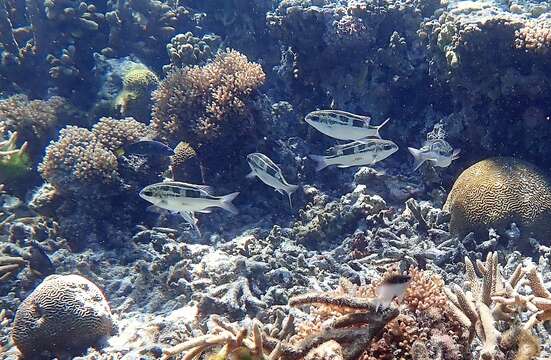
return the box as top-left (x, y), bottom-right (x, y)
top-left (246, 171), bottom-right (256, 179)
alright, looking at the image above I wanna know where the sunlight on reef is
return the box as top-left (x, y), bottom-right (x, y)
top-left (0, 0), bottom-right (551, 359)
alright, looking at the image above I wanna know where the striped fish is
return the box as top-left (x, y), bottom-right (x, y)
top-left (305, 110), bottom-right (390, 140)
top-left (246, 153), bottom-right (299, 208)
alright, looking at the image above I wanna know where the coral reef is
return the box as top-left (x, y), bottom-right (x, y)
top-left (11, 274), bottom-right (113, 357)
top-left (37, 117), bottom-right (163, 248)
top-left (266, 0), bottom-right (443, 122)
top-left (151, 49), bottom-right (266, 181)
top-left (444, 157), bottom-right (551, 246)
top-left (0, 94), bottom-right (78, 161)
top-left (423, 4), bottom-right (551, 168)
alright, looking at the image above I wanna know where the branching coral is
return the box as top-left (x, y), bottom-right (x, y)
top-left (0, 94), bottom-right (75, 159)
top-left (445, 252), bottom-right (547, 359)
top-left (163, 315), bottom-right (282, 360)
top-left (514, 18), bottom-right (551, 55)
top-left (151, 49), bottom-right (265, 178)
top-left (38, 116), bottom-right (146, 195)
top-left (285, 269), bottom-right (466, 360)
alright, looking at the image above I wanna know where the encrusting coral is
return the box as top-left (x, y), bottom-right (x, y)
top-left (151, 49), bottom-right (265, 180)
top-left (444, 157), bottom-right (551, 246)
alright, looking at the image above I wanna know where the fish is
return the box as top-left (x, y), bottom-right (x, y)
top-left (179, 210), bottom-right (201, 235)
top-left (374, 273), bottom-right (412, 310)
top-left (309, 139), bottom-right (398, 171)
top-left (408, 139), bottom-right (460, 171)
top-left (139, 181), bottom-right (239, 215)
top-left (117, 139), bottom-right (175, 157)
top-left (246, 153), bottom-right (299, 208)
top-left (145, 205), bottom-right (201, 235)
top-left (305, 110), bottom-right (390, 140)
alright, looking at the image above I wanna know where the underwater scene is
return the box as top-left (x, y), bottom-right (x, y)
top-left (1, 0), bottom-right (551, 358)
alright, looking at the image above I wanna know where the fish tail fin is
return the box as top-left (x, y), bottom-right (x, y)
top-left (309, 154), bottom-right (329, 172)
top-left (408, 147), bottom-right (426, 172)
top-left (286, 184), bottom-right (299, 209)
top-left (452, 148), bottom-right (461, 160)
top-left (220, 192), bottom-right (239, 215)
top-left (375, 117), bottom-right (391, 138)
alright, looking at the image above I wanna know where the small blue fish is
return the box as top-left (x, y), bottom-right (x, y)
top-left (120, 139), bottom-right (175, 157)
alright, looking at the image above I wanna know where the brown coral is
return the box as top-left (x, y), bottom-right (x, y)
top-left (11, 274), bottom-right (112, 357)
top-left (92, 116), bottom-right (147, 153)
top-left (38, 117), bottom-right (147, 194)
top-left (515, 18), bottom-right (551, 55)
top-left (151, 49), bottom-right (265, 178)
top-left (0, 95), bottom-right (71, 158)
top-left (170, 141), bottom-right (203, 183)
top-left (443, 157), bottom-right (551, 244)
top-left (289, 269), bottom-right (466, 360)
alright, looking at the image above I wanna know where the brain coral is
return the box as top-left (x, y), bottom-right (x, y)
top-left (444, 157), bottom-right (551, 244)
top-left (11, 274), bottom-right (113, 357)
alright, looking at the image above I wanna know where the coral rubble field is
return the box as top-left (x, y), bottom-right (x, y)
top-left (1, 0), bottom-right (551, 359)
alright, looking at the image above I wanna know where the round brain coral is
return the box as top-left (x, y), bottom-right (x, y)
top-left (444, 157), bottom-right (551, 244)
top-left (11, 274), bottom-right (113, 357)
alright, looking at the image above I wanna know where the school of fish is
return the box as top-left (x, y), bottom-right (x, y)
top-left (134, 109), bottom-right (459, 233)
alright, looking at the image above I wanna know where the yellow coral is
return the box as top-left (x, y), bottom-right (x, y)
top-left (444, 157), bottom-right (551, 243)
top-left (115, 65), bottom-right (159, 121)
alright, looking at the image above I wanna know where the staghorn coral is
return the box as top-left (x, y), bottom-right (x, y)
top-left (445, 252), bottom-right (548, 359)
top-left (11, 274), bottom-right (113, 357)
top-left (151, 49), bottom-right (265, 179)
top-left (443, 157), bottom-right (551, 246)
top-left (163, 315), bottom-right (282, 360)
top-left (114, 64), bottom-right (159, 122)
